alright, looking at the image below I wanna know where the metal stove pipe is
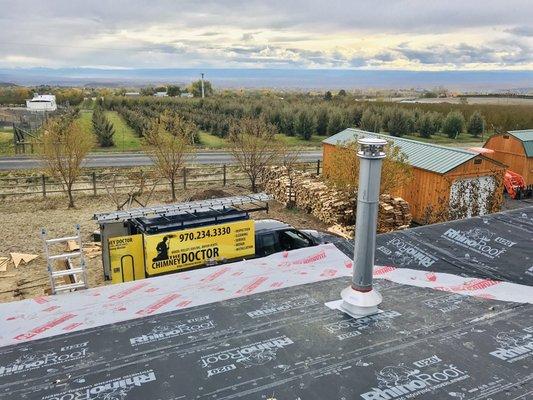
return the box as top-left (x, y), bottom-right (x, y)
top-left (340, 137), bottom-right (387, 317)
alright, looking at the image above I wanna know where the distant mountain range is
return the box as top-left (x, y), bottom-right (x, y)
top-left (0, 68), bottom-right (531, 91)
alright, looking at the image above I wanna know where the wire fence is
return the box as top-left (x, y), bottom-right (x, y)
top-left (0, 160), bottom-right (322, 197)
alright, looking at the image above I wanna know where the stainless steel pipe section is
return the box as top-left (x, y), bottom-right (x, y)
top-left (351, 137), bottom-right (387, 292)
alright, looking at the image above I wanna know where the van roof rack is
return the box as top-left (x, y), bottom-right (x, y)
top-left (93, 193), bottom-right (271, 223)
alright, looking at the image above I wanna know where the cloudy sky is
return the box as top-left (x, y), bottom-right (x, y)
top-left (0, 0), bottom-right (532, 71)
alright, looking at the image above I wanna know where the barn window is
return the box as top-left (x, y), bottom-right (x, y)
top-left (474, 158), bottom-right (482, 165)
top-left (503, 134), bottom-right (509, 139)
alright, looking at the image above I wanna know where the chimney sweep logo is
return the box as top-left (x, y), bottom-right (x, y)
top-left (489, 330), bottom-right (533, 363)
top-left (360, 359), bottom-right (468, 400)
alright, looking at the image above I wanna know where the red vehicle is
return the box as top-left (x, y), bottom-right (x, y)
top-left (469, 147), bottom-right (532, 199)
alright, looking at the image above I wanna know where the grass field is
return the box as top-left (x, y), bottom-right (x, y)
top-left (0, 126), bottom-right (13, 155)
top-left (77, 110), bottom-right (141, 152)
top-left (396, 132), bottom-right (484, 147)
top-left (198, 131), bottom-right (227, 149)
top-left (105, 111), bottom-right (141, 151)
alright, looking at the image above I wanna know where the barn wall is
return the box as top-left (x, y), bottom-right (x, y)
top-left (322, 143), bottom-right (506, 224)
top-left (484, 134), bottom-right (531, 184)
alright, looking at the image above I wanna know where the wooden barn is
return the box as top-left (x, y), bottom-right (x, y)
top-left (483, 130), bottom-right (533, 185)
top-left (322, 128), bottom-right (506, 224)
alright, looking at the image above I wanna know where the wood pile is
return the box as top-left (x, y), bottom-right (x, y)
top-left (260, 166), bottom-right (411, 236)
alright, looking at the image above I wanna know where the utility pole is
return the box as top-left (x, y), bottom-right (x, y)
top-left (201, 73), bottom-right (205, 99)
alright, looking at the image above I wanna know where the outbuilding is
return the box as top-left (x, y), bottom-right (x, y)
top-left (322, 128), bottom-right (506, 224)
top-left (25, 94), bottom-right (57, 111)
top-left (483, 129), bottom-right (533, 184)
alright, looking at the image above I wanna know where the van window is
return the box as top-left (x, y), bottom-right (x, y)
top-left (279, 229), bottom-right (311, 251)
top-left (256, 233), bottom-right (280, 257)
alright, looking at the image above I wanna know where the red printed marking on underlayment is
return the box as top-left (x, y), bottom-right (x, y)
top-left (136, 293), bottom-right (181, 316)
top-left (436, 279), bottom-right (501, 293)
top-left (344, 261), bottom-right (353, 269)
top-left (201, 267), bottom-right (230, 282)
top-left (232, 271), bottom-right (244, 277)
top-left (63, 322), bottom-right (83, 331)
top-left (373, 266), bottom-right (396, 276)
top-left (13, 313), bottom-right (76, 341)
top-left (176, 300), bottom-right (192, 308)
top-left (292, 250), bottom-right (326, 265)
top-left (270, 282), bottom-right (283, 288)
top-left (43, 306), bottom-right (61, 312)
top-left (320, 269), bottom-right (338, 278)
top-left (33, 296), bottom-right (49, 304)
top-left (426, 272), bottom-right (437, 282)
top-left (108, 282), bottom-right (149, 300)
top-left (236, 276), bottom-right (268, 295)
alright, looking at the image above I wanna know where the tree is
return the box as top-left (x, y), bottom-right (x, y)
top-left (140, 87), bottom-right (155, 96)
top-left (360, 109), bottom-right (382, 132)
top-left (338, 89), bottom-right (347, 97)
top-left (325, 140), bottom-right (412, 196)
top-left (324, 91), bottom-right (333, 101)
top-left (229, 117), bottom-right (283, 192)
top-left (327, 111), bottom-right (345, 135)
top-left (167, 85), bottom-right (181, 97)
top-left (417, 112), bottom-right (437, 138)
top-left (143, 112), bottom-right (196, 201)
top-left (92, 107), bottom-right (115, 147)
top-left (39, 114), bottom-right (95, 208)
top-left (442, 111), bottom-right (465, 138)
top-left (316, 107), bottom-right (329, 136)
top-left (467, 111), bottom-right (485, 137)
top-left (189, 80), bottom-right (213, 97)
top-left (295, 110), bottom-right (316, 140)
top-left (387, 107), bottom-right (410, 137)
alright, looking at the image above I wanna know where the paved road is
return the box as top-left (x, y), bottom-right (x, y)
top-left (0, 151), bottom-right (322, 170)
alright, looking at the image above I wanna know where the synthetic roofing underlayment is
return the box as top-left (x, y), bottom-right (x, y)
top-left (323, 128), bottom-right (484, 174)
top-left (0, 208), bottom-right (532, 399)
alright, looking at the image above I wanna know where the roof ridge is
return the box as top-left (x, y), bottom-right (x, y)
top-left (344, 128), bottom-right (477, 156)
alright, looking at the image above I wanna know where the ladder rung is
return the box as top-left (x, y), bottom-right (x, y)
top-left (49, 252), bottom-right (81, 260)
top-left (45, 236), bottom-right (79, 244)
top-left (51, 268), bottom-right (85, 277)
top-left (55, 282), bottom-right (87, 292)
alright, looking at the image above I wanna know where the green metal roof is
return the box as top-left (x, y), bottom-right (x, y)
top-left (323, 128), bottom-right (479, 174)
top-left (508, 130), bottom-right (533, 157)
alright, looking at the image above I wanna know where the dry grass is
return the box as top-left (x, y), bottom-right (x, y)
top-left (0, 184), bottom-right (328, 303)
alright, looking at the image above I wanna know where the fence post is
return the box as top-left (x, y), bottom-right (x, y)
top-left (41, 174), bottom-right (46, 197)
top-left (183, 167), bottom-right (187, 189)
top-left (316, 159), bottom-right (321, 175)
top-left (223, 164), bottom-right (227, 186)
top-left (92, 172), bottom-right (97, 196)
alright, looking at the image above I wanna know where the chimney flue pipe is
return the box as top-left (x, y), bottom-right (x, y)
top-left (340, 137), bottom-right (387, 317)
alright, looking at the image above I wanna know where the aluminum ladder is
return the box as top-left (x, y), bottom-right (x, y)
top-left (41, 225), bottom-right (88, 294)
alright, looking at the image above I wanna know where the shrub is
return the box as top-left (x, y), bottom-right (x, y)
top-left (467, 111), bottom-right (485, 137)
top-left (442, 111), bottom-right (465, 138)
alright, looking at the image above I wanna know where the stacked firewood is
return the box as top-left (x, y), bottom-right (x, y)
top-left (260, 166), bottom-right (411, 236)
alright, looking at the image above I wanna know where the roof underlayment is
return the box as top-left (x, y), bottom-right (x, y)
top-left (0, 207), bottom-right (532, 399)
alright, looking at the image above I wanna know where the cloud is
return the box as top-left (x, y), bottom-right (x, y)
top-left (505, 26), bottom-right (533, 37)
top-left (0, 0), bottom-right (531, 70)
